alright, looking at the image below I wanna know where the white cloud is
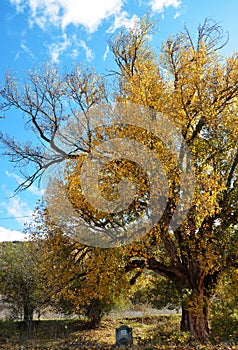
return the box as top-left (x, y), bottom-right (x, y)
top-left (150, 0), bottom-right (181, 13)
top-left (48, 34), bottom-right (94, 63)
top-left (0, 227), bottom-right (29, 242)
top-left (1, 177), bottom-right (33, 227)
top-left (79, 40), bottom-right (94, 62)
top-left (9, 0), bottom-right (25, 12)
top-left (107, 12), bottom-right (139, 33)
top-left (61, 0), bottom-right (123, 32)
top-left (103, 45), bottom-right (109, 61)
top-left (14, 51), bottom-right (20, 61)
top-left (71, 48), bottom-right (79, 60)
top-left (10, 0), bottom-right (124, 33)
top-left (48, 33), bottom-right (71, 63)
top-left (174, 11), bottom-right (181, 19)
top-left (14, 40), bottom-right (35, 61)
top-left (4, 197), bottom-right (33, 226)
top-left (20, 39), bottom-right (35, 58)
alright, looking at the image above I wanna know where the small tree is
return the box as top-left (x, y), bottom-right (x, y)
top-left (31, 205), bottom-right (129, 328)
top-left (0, 241), bottom-right (48, 328)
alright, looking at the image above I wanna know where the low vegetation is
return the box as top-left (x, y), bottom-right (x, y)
top-left (0, 313), bottom-right (237, 349)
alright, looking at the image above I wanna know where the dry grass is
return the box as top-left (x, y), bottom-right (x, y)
top-left (0, 314), bottom-right (237, 349)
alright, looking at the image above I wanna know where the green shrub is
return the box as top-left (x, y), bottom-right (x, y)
top-left (210, 269), bottom-right (238, 342)
top-left (210, 299), bottom-right (238, 341)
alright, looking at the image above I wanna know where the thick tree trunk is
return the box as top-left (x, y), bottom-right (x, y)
top-left (85, 299), bottom-right (103, 329)
top-left (181, 304), bottom-right (209, 342)
top-left (23, 304), bottom-right (34, 329)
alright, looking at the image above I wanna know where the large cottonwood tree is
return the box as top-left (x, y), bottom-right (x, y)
top-left (0, 17), bottom-right (238, 341)
top-left (110, 18), bottom-right (238, 341)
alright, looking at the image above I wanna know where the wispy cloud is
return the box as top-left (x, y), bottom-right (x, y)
top-left (79, 40), bottom-right (94, 62)
top-left (107, 12), bottom-right (139, 33)
top-left (14, 40), bottom-right (35, 61)
top-left (150, 0), bottom-right (181, 13)
top-left (6, 171), bottom-right (44, 196)
top-left (10, 0), bottom-right (124, 33)
top-left (0, 227), bottom-right (29, 242)
top-left (103, 45), bottom-right (110, 61)
top-left (20, 39), bottom-right (35, 58)
top-left (2, 172), bottom-right (39, 227)
top-left (174, 11), bottom-right (181, 19)
top-left (9, 0), bottom-right (25, 12)
top-left (48, 34), bottom-right (94, 63)
top-left (3, 196), bottom-right (33, 226)
top-left (48, 33), bottom-right (71, 63)
top-left (70, 48), bottom-right (79, 60)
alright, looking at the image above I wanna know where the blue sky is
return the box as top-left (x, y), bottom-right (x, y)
top-left (0, 0), bottom-right (238, 241)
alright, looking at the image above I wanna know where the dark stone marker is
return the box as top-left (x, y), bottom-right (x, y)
top-left (116, 325), bottom-right (133, 346)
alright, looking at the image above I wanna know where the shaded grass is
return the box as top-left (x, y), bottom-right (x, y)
top-left (0, 318), bottom-right (87, 347)
top-left (0, 314), bottom-right (237, 349)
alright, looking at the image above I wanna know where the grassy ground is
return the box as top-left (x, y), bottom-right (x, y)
top-left (0, 314), bottom-right (237, 349)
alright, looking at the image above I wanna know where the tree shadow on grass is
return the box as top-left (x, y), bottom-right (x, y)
top-left (0, 318), bottom-right (89, 347)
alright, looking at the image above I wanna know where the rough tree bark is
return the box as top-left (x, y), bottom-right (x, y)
top-left (126, 257), bottom-right (214, 342)
top-left (181, 298), bottom-right (210, 342)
